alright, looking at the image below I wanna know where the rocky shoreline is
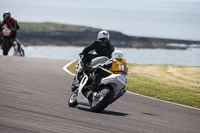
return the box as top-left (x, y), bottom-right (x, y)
top-left (14, 22), bottom-right (200, 49)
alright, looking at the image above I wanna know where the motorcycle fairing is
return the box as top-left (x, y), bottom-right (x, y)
top-left (101, 74), bottom-right (127, 93)
top-left (77, 73), bottom-right (91, 106)
top-left (2, 28), bottom-right (12, 36)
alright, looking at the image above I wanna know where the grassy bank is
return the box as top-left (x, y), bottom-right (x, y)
top-left (68, 61), bottom-right (200, 108)
top-left (126, 64), bottom-right (200, 108)
top-left (18, 22), bottom-right (200, 48)
top-left (19, 22), bottom-right (97, 31)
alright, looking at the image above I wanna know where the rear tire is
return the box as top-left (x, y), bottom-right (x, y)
top-left (90, 87), bottom-right (114, 113)
top-left (2, 38), bottom-right (10, 56)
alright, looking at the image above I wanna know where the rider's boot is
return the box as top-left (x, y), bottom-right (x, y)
top-left (85, 81), bottom-right (97, 98)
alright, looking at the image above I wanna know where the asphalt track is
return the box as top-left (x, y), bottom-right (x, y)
top-left (0, 56), bottom-right (200, 133)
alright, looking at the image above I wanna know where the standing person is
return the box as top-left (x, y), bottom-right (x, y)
top-left (1, 11), bottom-right (24, 56)
top-left (80, 30), bottom-right (114, 70)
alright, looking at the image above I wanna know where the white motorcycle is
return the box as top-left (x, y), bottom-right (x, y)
top-left (68, 56), bottom-right (127, 112)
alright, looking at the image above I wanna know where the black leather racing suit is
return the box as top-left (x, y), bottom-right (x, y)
top-left (1, 17), bottom-right (20, 38)
top-left (81, 38), bottom-right (114, 69)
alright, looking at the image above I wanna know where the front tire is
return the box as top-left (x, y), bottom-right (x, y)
top-left (90, 87), bottom-right (114, 113)
top-left (68, 89), bottom-right (78, 107)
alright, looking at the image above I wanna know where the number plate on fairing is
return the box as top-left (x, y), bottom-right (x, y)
top-left (3, 29), bottom-right (11, 36)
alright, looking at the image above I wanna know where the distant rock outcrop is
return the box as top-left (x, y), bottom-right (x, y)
top-left (16, 22), bottom-right (200, 49)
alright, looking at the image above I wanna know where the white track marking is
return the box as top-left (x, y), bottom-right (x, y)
top-left (126, 91), bottom-right (200, 111)
top-left (63, 60), bottom-right (76, 76)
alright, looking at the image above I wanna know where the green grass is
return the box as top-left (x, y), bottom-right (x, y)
top-left (67, 61), bottom-right (200, 108)
top-left (126, 63), bottom-right (200, 108)
top-left (67, 60), bottom-right (78, 74)
top-left (126, 73), bottom-right (200, 107)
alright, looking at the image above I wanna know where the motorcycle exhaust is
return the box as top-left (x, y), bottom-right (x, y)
top-left (109, 89), bottom-right (126, 104)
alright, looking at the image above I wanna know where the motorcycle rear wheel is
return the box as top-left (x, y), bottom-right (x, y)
top-left (2, 38), bottom-right (10, 56)
top-left (90, 87), bottom-right (114, 113)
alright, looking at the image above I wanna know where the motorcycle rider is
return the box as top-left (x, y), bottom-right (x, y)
top-left (71, 30), bottom-right (114, 90)
top-left (81, 30), bottom-right (115, 70)
top-left (86, 50), bottom-right (128, 93)
top-left (1, 11), bottom-right (24, 56)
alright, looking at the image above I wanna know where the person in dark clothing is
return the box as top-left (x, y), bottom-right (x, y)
top-left (81, 30), bottom-right (114, 69)
top-left (1, 11), bottom-right (24, 56)
top-left (0, 22), bottom-right (2, 47)
top-left (2, 11), bottom-right (20, 38)
top-left (71, 30), bottom-right (114, 91)
top-left (0, 22), bottom-right (2, 31)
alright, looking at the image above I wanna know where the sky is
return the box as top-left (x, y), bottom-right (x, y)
top-left (0, 0), bottom-right (200, 41)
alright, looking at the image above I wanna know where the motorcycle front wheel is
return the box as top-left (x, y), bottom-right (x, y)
top-left (68, 89), bottom-right (78, 107)
top-left (90, 87), bottom-right (114, 113)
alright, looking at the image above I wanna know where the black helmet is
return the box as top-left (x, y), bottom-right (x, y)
top-left (3, 11), bottom-right (11, 19)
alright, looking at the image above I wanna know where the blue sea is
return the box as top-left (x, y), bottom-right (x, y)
top-left (2, 46), bottom-right (200, 66)
top-left (0, 0), bottom-right (200, 41)
top-left (1, 1), bottom-right (200, 66)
